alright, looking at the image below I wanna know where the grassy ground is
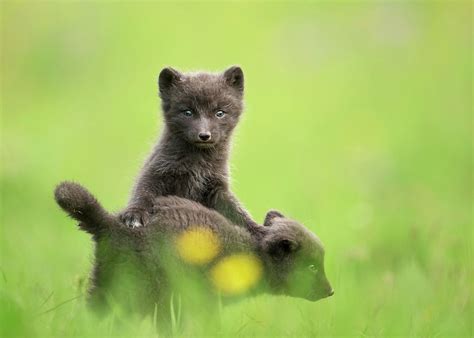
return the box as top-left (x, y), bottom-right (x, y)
top-left (1, 2), bottom-right (472, 337)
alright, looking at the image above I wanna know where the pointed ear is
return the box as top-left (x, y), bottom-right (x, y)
top-left (223, 66), bottom-right (244, 93)
top-left (267, 238), bottom-right (299, 259)
top-left (158, 67), bottom-right (182, 96)
top-left (264, 210), bottom-right (285, 226)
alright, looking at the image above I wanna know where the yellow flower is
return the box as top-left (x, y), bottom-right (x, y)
top-left (210, 254), bottom-right (263, 295)
top-left (175, 227), bottom-right (221, 265)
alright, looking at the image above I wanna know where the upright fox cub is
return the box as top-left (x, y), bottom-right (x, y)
top-left (120, 66), bottom-right (259, 233)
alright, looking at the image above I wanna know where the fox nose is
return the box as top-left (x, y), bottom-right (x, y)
top-left (198, 132), bottom-right (211, 141)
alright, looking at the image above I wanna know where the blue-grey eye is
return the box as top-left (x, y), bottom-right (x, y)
top-left (215, 110), bottom-right (226, 119)
top-left (309, 265), bottom-right (318, 274)
top-left (182, 110), bottom-right (193, 117)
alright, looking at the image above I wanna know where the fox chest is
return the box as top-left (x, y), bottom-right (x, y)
top-left (160, 170), bottom-right (212, 201)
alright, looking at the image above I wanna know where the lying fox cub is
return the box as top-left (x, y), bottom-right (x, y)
top-left (55, 182), bottom-right (333, 316)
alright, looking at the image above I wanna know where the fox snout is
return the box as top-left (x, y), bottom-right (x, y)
top-left (318, 277), bottom-right (334, 299)
top-left (306, 275), bottom-right (334, 301)
top-left (198, 132), bottom-right (212, 142)
top-left (192, 118), bottom-right (216, 145)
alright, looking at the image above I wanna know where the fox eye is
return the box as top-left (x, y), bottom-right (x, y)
top-left (215, 110), bottom-right (226, 119)
top-left (182, 110), bottom-right (193, 117)
top-left (308, 264), bottom-right (318, 274)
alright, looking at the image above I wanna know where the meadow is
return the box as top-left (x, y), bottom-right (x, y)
top-left (1, 2), bottom-right (472, 337)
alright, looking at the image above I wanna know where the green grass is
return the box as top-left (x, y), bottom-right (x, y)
top-left (1, 1), bottom-right (472, 337)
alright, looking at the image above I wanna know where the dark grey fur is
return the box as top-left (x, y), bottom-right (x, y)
top-left (120, 66), bottom-right (259, 233)
top-left (55, 182), bottom-right (333, 316)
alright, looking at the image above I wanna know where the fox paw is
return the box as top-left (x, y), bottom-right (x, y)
top-left (119, 208), bottom-right (150, 228)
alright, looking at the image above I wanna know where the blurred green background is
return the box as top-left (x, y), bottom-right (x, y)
top-left (1, 1), bottom-right (472, 337)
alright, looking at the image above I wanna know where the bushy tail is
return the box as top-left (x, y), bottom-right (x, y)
top-left (54, 181), bottom-right (118, 234)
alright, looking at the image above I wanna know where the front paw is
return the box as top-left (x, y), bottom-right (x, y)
top-left (119, 208), bottom-right (150, 228)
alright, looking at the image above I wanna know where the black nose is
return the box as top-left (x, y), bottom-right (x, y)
top-left (198, 132), bottom-right (211, 141)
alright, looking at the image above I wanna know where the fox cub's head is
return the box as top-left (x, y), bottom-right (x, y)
top-left (261, 210), bottom-right (334, 301)
top-left (158, 66), bottom-right (244, 149)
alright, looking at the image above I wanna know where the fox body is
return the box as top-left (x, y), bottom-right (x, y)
top-left (120, 66), bottom-right (259, 233)
top-left (55, 182), bottom-right (333, 316)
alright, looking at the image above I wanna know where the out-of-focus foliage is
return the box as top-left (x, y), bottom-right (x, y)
top-left (1, 1), bottom-right (472, 337)
top-left (211, 253), bottom-right (263, 295)
top-left (176, 227), bottom-right (221, 265)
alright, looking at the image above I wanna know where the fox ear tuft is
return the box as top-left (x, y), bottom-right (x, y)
top-left (223, 66), bottom-right (244, 93)
top-left (264, 210), bottom-right (285, 226)
top-left (267, 238), bottom-right (299, 259)
top-left (158, 67), bottom-right (182, 96)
